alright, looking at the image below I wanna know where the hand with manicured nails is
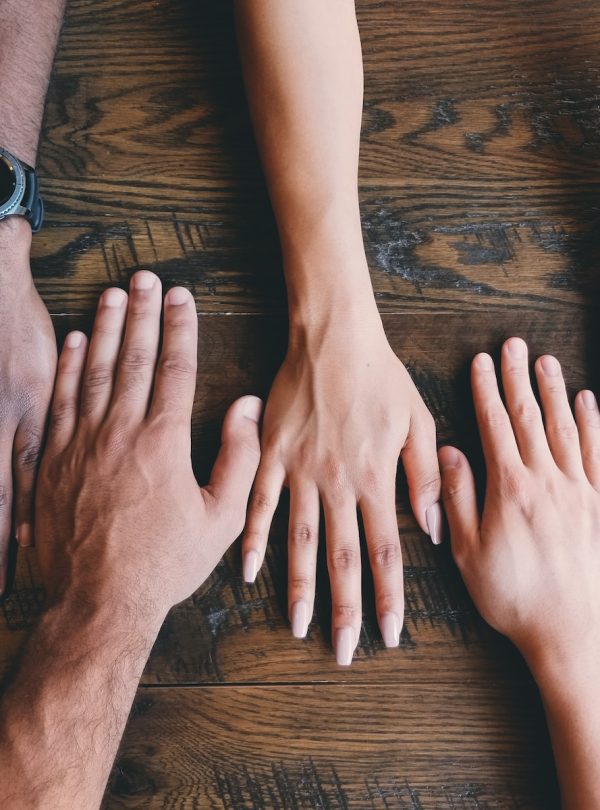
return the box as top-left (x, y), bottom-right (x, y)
top-left (439, 337), bottom-right (600, 809)
top-left (36, 270), bottom-right (263, 616)
top-left (0, 223), bottom-right (57, 592)
top-left (242, 315), bottom-right (441, 665)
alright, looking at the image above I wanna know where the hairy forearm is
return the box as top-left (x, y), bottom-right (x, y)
top-left (235, 0), bottom-right (377, 325)
top-left (0, 0), bottom-right (66, 166)
top-left (0, 591), bottom-right (163, 809)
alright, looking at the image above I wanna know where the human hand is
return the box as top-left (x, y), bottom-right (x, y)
top-left (36, 271), bottom-right (262, 621)
top-left (0, 219), bottom-right (57, 592)
top-left (439, 337), bottom-right (600, 678)
top-left (242, 312), bottom-right (441, 664)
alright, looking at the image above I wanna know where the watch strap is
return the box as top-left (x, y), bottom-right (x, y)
top-left (22, 164), bottom-right (44, 233)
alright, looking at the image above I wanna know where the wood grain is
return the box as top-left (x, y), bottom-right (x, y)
top-left (3, 0), bottom-right (599, 804)
top-left (31, 0), bottom-right (600, 314)
top-left (101, 684), bottom-right (558, 809)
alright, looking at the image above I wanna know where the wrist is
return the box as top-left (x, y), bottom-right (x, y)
top-left (0, 217), bottom-right (32, 272)
top-left (524, 640), bottom-right (600, 710)
top-left (49, 580), bottom-right (167, 646)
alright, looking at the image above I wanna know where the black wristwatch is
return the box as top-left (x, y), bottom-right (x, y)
top-left (0, 146), bottom-right (44, 233)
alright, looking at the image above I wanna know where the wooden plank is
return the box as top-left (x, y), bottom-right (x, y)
top-left (29, 0), bottom-right (600, 314)
top-left (0, 311), bottom-right (590, 686)
top-left (101, 683), bottom-right (559, 809)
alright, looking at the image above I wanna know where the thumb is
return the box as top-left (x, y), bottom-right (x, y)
top-left (203, 396), bottom-right (262, 534)
top-left (438, 446), bottom-right (480, 566)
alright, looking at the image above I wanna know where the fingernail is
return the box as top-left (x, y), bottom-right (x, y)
top-left (65, 331), bottom-right (83, 349)
top-left (334, 626), bottom-right (355, 666)
top-left (133, 271), bottom-right (156, 290)
top-left (290, 600), bottom-right (310, 639)
top-left (16, 523), bottom-right (33, 548)
top-left (242, 396), bottom-right (263, 423)
top-left (426, 502), bottom-right (443, 545)
top-left (582, 390), bottom-right (598, 410)
top-left (541, 355), bottom-right (560, 377)
top-left (243, 550), bottom-right (260, 583)
top-left (475, 353), bottom-right (494, 370)
top-left (506, 337), bottom-right (526, 358)
top-left (167, 287), bottom-right (191, 306)
top-left (380, 612), bottom-right (400, 648)
top-left (103, 288), bottom-right (126, 307)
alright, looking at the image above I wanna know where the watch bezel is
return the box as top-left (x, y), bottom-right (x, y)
top-left (0, 147), bottom-right (25, 220)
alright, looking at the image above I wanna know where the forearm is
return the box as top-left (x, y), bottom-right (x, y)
top-left (0, 0), bottom-right (66, 166)
top-left (235, 0), bottom-right (377, 326)
top-left (0, 590), bottom-right (163, 809)
top-left (528, 651), bottom-right (600, 808)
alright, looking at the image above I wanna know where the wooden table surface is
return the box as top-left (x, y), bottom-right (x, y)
top-left (3, 0), bottom-right (600, 806)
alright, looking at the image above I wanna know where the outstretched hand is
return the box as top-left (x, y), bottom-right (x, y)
top-left (37, 271), bottom-right (262, 617)
top-left (242, 316), bottom-right (441, 664)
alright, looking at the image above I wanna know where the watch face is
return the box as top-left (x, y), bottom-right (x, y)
top-left (0, 156), bottom-right (16, 205)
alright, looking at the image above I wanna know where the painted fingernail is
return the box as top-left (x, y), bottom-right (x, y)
top-left (167, 287), bottom-right (190, 306)
top-left (380, 612), bottom-right (400, 648)
top-left (506, 337), bottom-right (526, 358)
top-left (426, 502), bottom-right (443, 545)
top-left (582, 390), bottom-right (598, 410)
top-left (65, 331), bottom-right (83, 349)
top-left (291, 600), bottom-right (310, 639)
top-left (475, 353), bottom-right (494, 370)
top-left (133, 271), bottom-right (156, 290)
top-left (16, 523), bottom-right (33, 548)
top-left (103, 288), bottom-right (126, 307)
top-left (243, 550), bottom-right (260, 583)
top-left (334, 626), bottom-right (355, 666)
top-left (541, 355), bottom-right (560, 377)
top-left (243, 396), bottom-right (263, 423)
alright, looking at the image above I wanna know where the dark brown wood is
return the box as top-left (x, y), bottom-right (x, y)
top-left (3, 0), bottom-right (600, 805)
top-left (101, 684), bottom-right (558, 809)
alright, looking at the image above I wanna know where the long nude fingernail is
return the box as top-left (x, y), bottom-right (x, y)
top-left (290, 600), bottom-right (310, 639)
top-left (380, 612), bottom-right (400, 648)
top-left (243, 550), bottom-right (260, 583)
top-left (16, 523), bottom-right (33, 548)
top-left (426, 502), bottom-right (443, 545)
top-left (335, 626), bottom-right (355, 666)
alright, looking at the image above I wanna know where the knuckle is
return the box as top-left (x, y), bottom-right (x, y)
top-left (417, 409), bottom-right (437, 437)
top-left (82, 363), bottom-right (113, 394)
top-left (17, 439), bottom-right (42, 471)
top-left (165, 312), bottom-right (194, 331)
top-left (358, 462), bottom-right (386, 495)
top-left (323, 456), bottom-right (349, 490)
top-left (251, 490), bottom-right (272, 515)
top-left (410, 472), bottom-right (441, 499)
top-left (158, 352), bottom-right (196, 382)
top-left (370, 541), bottom-right (401, 569)
top-left (512, 400), bottom-right (541, 424)
top-left (333, 603), bottom-right (358, 622)
top-left (289, 575), bottom-right (314, 592)
top-left (330, 545), bottom-right (360, 572)
top-left (548, 420), bottom-right (578, 441)
top-left (0, 486), bottom-right (8, 511)
top-left (498, 467), bottom-right (527, 503)
top-left (290, 523), bottom-right (317, 547)
top-left (51, 399), bottom-right (76, 430)
top-left (482, 406), bottom-right (508, 429)
top-left (376, 590), bottom-right (404, 612)
top-left (443, 478), bottom-right (468, 504)
top-left (120, 347), bottom-right (154, 373)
